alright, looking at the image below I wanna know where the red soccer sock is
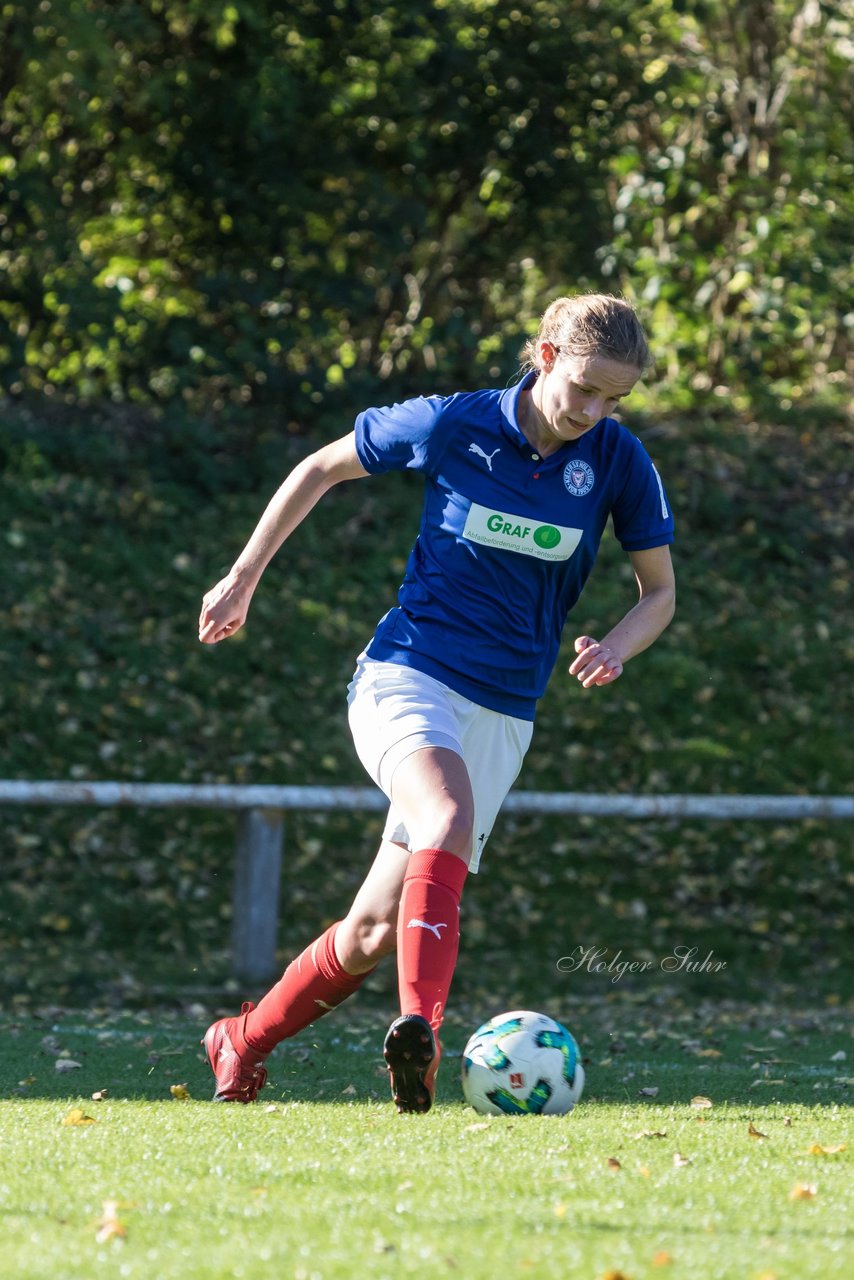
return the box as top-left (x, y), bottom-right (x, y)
top-left (396, 848), bottom-right (468, 1034)
top-left (241, 922), bottom-right (372, 1055)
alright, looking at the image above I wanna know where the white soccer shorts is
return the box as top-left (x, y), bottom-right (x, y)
top-left (346, 655), bottom-right (533, 872)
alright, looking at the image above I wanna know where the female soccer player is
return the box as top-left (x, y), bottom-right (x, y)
top-left (198, 294), bottom-right (675, 1113)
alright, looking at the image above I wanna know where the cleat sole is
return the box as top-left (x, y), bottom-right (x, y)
top-left (383, 1014), bottom-right (437, 1114)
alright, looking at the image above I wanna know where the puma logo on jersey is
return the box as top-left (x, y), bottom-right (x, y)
top-left (468, 443), bottom-right (501, 471)
top-left (407, 918), bottom-right (448, 940)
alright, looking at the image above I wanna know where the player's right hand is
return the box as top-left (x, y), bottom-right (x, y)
top-left (569, 634), bottom-right (624, 687)
top-left (198, 573), bottom-right (252, 644)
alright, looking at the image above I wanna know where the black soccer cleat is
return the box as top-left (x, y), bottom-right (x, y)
top-left (383, 1014), bottom-right (439, 1114)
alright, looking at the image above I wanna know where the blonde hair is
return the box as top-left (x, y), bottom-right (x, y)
top-left (521, 294), bottom-right (653, 373)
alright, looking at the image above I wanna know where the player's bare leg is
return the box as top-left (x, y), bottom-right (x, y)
top-left (389, 746), bottom-right (474, 859)
top-left (334, 839), bottom-right (412, 972)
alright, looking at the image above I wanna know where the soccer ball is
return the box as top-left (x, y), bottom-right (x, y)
top-left (461, 1010), bottom-right (585, 1116)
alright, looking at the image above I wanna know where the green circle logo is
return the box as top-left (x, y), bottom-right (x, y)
top-left (533, 525), bottom-right (561, 549)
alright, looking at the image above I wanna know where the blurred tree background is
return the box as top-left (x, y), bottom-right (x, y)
top-left (1, 0), bottom-right (851, 413)
top-left (1, 0), bottom-right (851, 1007)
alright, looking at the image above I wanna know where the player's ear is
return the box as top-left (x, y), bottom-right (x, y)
top-left (539, 340), bottom-right (559, 371)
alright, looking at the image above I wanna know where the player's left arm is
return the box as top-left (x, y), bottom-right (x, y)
top-left (569, 545), bottom-right (676, 688)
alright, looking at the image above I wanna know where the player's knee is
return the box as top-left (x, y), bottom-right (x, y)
top-left (365, 919), bottom-right (397, 959)
top-left (420, 796), bottom-right (474, 859)
top-left (347, 915), bottom-right (397, 963)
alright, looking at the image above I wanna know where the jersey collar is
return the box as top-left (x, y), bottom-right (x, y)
top-left (499, 371), bottom-right (541, 452)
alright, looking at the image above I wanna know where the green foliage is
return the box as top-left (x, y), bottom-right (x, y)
top-left (1, 0), bottom-right (850, 413)
top-left (0, 0), bottom-right (622, 411)
top-left (599, 0), bottom-right (854, 411)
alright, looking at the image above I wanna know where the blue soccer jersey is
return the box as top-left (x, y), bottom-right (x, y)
top-left (354, 372), bottom-right (674, 720)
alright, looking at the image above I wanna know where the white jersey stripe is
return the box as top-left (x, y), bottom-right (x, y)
top-left (652, 464), bottom-right (668, 520)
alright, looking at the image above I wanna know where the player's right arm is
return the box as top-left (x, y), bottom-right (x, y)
top-left (198, 432), bottom-right (368, 644)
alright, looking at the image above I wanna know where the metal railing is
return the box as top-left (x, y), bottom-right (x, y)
top-left (2, 780), bottom-right (851, 981)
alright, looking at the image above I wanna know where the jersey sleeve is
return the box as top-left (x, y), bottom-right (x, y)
top-left (354, 395), bottom-right (456, 476)
top-left (611, 435), bottom-right (675, 551)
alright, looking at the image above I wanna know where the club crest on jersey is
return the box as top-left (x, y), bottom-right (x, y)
top-left (564, 459), bottom-right (594, 497)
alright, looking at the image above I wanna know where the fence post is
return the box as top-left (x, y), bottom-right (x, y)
top-left (232, 808), bottom-right (284, 983)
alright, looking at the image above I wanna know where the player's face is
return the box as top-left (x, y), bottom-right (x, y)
top-left (528, 347), bottom-right (642, 453)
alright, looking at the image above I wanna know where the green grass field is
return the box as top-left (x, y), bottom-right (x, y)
top-left (2, 996), bottom-right (850, 1280)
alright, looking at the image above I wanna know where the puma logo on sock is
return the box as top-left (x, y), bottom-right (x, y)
top-left (407, 918), bottom-right (448, 940)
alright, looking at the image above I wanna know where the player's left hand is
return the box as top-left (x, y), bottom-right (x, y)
top-left (569, 635), bottom-right (624, 688)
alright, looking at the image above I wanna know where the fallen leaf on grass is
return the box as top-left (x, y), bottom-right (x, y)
top-left (788, 1182), bottom-right (817, 1201)
top-left (806, 1143), bottom-right (846, 1155)
top-left (673, 1152), bottom-right (692, 1168)
top-left (748, 1122), bottom-right (768, 1140)
top-left (635, 1130), bottom-right (667, 1139)
top-left (61, 1108), bottom-right (96, 1126)
top-left (695, 1048), bottom-right (722, 1059)
top-left (638, 1165), bottom-right (651, 1178)
top-left (95, 1199), bottom-right (127, 1244)
top-left (466, 1122), bottom-right (490, 1132)
top-left (341, 1083), bottom-right (357, 1096)
top-left (606, 1157), bottom-right (622, 1171)
top-left (91, 1090), bottom-right (109, 1102)
top-left (783, 1116), bottom-right (793, 1127)
top-left (690, 1096), bottom-right (713, 1109)
top-left (651, 1252), bottom-right (673, 1267)
top-left (601, 1271), bottom-right (633, 1280)
top-left (55, 1059), bottom-right (82, 1073)
top-left (554, 1201), bottom-right (567, 1219)
top-left (169, 1083), bottom-right (191, 1100)
top-left (18, 1076), bottom-right (36, 1087)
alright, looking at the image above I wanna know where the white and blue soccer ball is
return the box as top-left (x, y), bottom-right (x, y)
top-left (461, 1010), bottom-right (585, 1116)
